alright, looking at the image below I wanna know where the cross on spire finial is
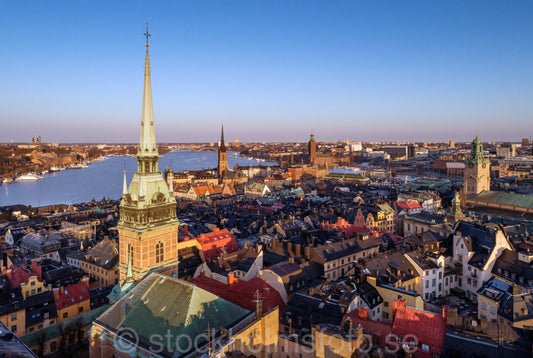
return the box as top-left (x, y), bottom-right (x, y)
top-left (144, 23), bottom-right (151, 47)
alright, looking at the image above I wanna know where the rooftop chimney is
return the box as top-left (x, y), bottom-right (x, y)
top-left (228, 272), bottom-right (237, 285)
top-left (304, 246), bottom-right (311, 260)
top-left (53, 287), bottom-right (60, 302)
top-left (295, 244), bottom-right (301, 258)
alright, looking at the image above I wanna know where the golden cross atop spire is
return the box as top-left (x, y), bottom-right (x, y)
top-left (144, 22), bottom-right (151, 47)
top-left (476, 128), bottom-right (479, 136)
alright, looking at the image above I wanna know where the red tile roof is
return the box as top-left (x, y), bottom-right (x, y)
top-left (195, 228), bottom-right (239, 260)
top-left (7, 262), bottom-right (42, 288)
top-left (193, 275), bottom-right (285, 313)
top-left (342, 309), bottom-right (393, 347)
top-left (396, 200), bottom-right (422, 210)
top-left (54, 282), bottom-right (90, 310)
top-left (321, 217), bottom-right (375, 237)
top-left (392, 306), bottom-right (446, 358)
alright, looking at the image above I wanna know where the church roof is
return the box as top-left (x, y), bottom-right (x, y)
top-left (95, 273), bottom-right (252, 357)
top-left (193, 275), bottom-right (285, 313)
top-left (473, 191), bottom-right (533, 210)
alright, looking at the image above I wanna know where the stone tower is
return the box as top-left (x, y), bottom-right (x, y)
top-left (308, 131), bottom-right (317, 165)
top-left (464, 134), bottom-right (490, 196)
top-left (117, 29), bottom-right (179, 281)
top-left (218, 125), bottom-right (228, 178)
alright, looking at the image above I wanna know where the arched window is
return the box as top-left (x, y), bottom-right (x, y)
top-left (156, 242), bottom-right (164, 264)
top-left (128, 244), bottom-right (134, 265)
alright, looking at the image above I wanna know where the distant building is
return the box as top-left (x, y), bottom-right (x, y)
top-left (496, 143), bottom-right (517, 158)
top-left (383, 146), bottom-right (408, 160)
top-left (464, 134), bottom-right (490, 196)
top-left (307, 131), bottom-right (334, 166)
top-left (217, 125), bottom-right (228, 179)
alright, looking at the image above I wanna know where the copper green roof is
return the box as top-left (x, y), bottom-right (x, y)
top-left (466, 134), bottom-right (489, 164)
top-left (94, 273), bottom-right (252, 357)
top-left (403, 178), bottom-right (451, 191)
top-left (473, 191), bottom-right (533, 210)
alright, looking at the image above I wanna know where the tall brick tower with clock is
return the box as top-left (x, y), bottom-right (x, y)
top-left (464, 133), bottom-right (491, 196)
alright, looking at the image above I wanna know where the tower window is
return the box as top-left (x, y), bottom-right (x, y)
top-left (156, 242), bottom-right (164, 263)
top-left (128, 244), bottom-right (134, 264)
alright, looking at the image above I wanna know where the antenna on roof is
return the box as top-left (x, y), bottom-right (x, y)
top-left (254, 290), bottom-right (264, 318)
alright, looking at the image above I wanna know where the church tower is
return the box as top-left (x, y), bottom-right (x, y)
top-left (218, 125), bottom-right (228, 178)
top-left (308, 131), bottom-right (317, 165)
top-left (464, 133), bottom-right (490, 196)
top-left (117, 26), bottom-right (179, 281)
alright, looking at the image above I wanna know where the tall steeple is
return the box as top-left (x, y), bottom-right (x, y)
top-left (218, 124), bottom-right (228, 179)
top-left (117, 25), bottom-right (179, 282)
top-left (220, 124), bottom-right (226, 151)
top-left (137, 23), bottom-right (159, 173)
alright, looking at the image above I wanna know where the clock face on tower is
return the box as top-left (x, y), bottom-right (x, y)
top-left (468, 162), bottom-right (474, 168)
top-left (482, 163), bottom-right (487, 168)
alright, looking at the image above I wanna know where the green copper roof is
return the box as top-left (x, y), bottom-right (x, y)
top-left (95, 273), bottom-right (252, 357)
top-left (473, 191), bottom-right (533, 210)
top-left (466, 134), bottom-right (489, 164)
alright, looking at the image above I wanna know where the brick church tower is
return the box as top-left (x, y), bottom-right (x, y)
top-left (218, 125), bottom-right (228, 178)
top-left (117, 28), bottom-right (180, 281)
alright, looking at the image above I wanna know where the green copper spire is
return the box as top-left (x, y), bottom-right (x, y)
top-left (466, 132), bottom-right (489, 164)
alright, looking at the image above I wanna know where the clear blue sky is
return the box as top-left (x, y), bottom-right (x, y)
top-left (1, 1), bottom-right (532, 143)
